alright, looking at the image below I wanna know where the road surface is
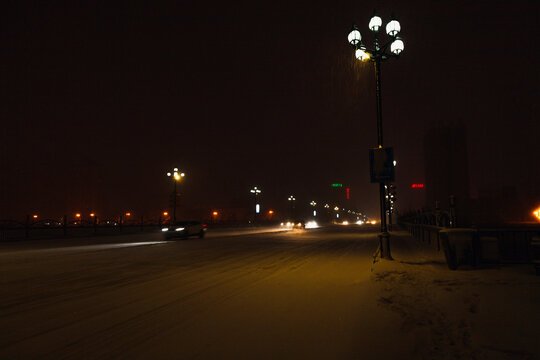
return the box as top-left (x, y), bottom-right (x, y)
top-left (1, 226), bottom-right (539, 359)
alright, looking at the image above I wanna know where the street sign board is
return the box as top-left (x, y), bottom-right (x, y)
top-left (369, 147), bottom-right (395, 183)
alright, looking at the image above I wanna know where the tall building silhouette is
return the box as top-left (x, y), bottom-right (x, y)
top-left (424, 122), bottom-right (470, 214)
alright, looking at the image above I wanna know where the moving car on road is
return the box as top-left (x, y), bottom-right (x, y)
top-left (162, 221), bottom-right (206, 239)
top-left (280, 220), bottom-right (306, 229)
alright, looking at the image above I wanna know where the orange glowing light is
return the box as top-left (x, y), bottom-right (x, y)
top-left (268, 210), bottom-right (274, 214)
top-left (90, 213), bottom-right (95, 217)
top-left (32, 214), bottom-right (38, 219)
top-left (125, 212), bottom-right (131, 217)
top-left (75, 213), bottom-right (81, 218)
top-left (212, 211), bottom-right (218, 216)
top-left (163, 212), bottom-right (168, 216)
top-left (533, 208), bottom-right (540, 221)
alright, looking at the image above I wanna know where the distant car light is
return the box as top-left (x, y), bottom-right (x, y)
top-left (356, 220), bottom-right (364, 225)
top-left (161, 228), bottom-right (169, 232)
top-left (371, 220), bottom-right (377, 225)
top-left (175, 227), bottom-right (185, 231)
top-left (342, 221), bottom-right (349, 225)
top-left (305, 221), bottom-right (319, 229)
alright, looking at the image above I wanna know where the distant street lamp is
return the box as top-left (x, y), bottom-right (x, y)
top-left (166, 168), bottom-right (185, 223)
top-left (310, 201), bottom-right (317, 217)
top-left (288, 195), bottom-right (296, 218)
top-left (347, 12), bottom-right (404, 260)
top-left (250, 186), bottom-right (262, 221)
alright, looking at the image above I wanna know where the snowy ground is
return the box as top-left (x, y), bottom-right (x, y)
top-left (371, 230), bottom-right (540, 360)
top-left (0, 226), bottom-right (538, 359)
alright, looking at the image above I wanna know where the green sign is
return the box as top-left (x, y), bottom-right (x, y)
top-left (331, 183), bottom-right (343, 187)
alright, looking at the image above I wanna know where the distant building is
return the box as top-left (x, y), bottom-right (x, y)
top-left (423, 122), bottom-right (470, 220)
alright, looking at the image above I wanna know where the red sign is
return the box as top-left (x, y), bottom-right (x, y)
top-left (411, 184), bottom-right (424, 188)
top-left (346, 188), bottom-right (350, 199)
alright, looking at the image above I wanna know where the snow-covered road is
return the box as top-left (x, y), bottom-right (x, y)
top-left (1, 226), bottom-right (538, 359)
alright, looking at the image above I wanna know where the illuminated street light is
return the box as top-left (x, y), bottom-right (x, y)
top-left (288, 195), bottom-right (296, 218)
top-left (32, 214), bottom-right (38, 219)
top-left (167, 168), bottom-right (185, 222)
top-left (534, 207), bottom-right (540, 222)
top-left (310, 201), bottom-right (317, 217)
top-left (347, 11), bottom-right (405, 260)
top-left (250, 186), bottom-right (262, 221)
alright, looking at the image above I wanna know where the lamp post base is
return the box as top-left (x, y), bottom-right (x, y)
top-left (378, 232), bottom-right (393, 260)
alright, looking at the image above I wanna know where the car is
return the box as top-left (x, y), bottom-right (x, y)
top-left (280, 220), bottom-right (306, 229)
top-left (162, 221), bottom-right (206, 239)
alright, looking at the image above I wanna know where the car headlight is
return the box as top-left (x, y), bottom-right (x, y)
top-left (161, 228), bottom-right (169, 232)
top-left (175, 227), bottom-right (185, 231)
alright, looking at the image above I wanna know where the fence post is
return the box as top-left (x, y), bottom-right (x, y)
top-left (435, 201), bottom-right (441, 227)
top-left (449, 195), bottom-right (456, 228)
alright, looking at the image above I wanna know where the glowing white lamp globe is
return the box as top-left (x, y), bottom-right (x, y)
top-left (386, 19), bottom-right (401, 37)
top-left (390, 37), bottom-right (404, 55)
top-left (369, 15), bottom-right (382, 32)
top-left (348, 26), bottom-right (361, 46)
top-left (355, 46), bottom-right (370, 61)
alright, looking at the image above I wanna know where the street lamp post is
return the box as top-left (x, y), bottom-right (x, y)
top-left (166, 168), bottom-right (185, 223)
top-left (250, 186), bottom-right (261, 222)
top-left (348, 13), bottom-right (404, 260)
top-left (310, 201), bottom-right (317, 218)
top-left (288, 195), bottom-right (296, 219)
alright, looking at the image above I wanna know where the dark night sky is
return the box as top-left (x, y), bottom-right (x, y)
top-left (1, 0), bottom-right (538, 220)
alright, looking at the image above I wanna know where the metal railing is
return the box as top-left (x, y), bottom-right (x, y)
top-left (0, 215), bottom-right (164, 241)
top-left (401, 213), bottom-right (540, 264)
